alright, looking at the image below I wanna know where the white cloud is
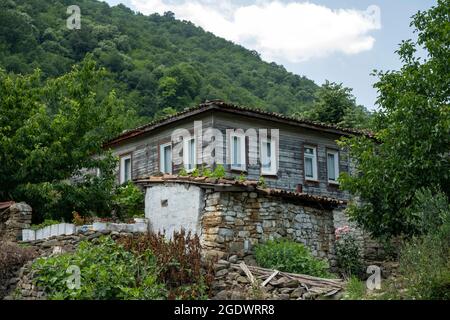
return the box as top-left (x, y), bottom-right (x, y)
top-left (130, 0), bottom-right (381, 62)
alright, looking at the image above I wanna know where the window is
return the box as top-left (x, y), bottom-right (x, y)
top-left (304, 145), bottom-right (317, 181)
top-left (183, 137), bottom-right (196, 172)
top-left (230, 132), bottom-right (246, 170)
top-left (327, 150), bottom-right (339, 183)
top-left (159, 143), bottom-right (172, 174)
top-left (260, 138), bottom-right (277, 175)
top-left (119, 154), bottom-right (131, 184)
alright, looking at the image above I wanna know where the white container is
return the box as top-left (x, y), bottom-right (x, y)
top-left (22, 229), bottom-right (36, 242)
top-left (42, 226), bottom-right (51, 239)
top-left (65, 224), bottom-right (76, 235)
top-left (93, 222), bottom-right (107, 231)
top-left (35, 229), bottom-right (43, 240)
top-left (50, 224), bottom-right (60, 237)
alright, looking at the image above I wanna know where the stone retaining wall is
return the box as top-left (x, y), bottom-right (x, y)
top-left (200, 189), bottom-right (337, 265)
top-left (3, 229), bottom-right (136, 300)
top-left (0, 203), bottom-right (32, 242)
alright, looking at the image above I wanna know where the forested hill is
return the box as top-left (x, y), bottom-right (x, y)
top-left (0, 0), bottom-right (319, 121)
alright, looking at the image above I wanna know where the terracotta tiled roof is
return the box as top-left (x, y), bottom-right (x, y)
top-left (0, 201), bottom-right (15, 210)
top-left (134, 174), bottom-right (346, 208)
top-left (104, 100), bottom-right (373, 147)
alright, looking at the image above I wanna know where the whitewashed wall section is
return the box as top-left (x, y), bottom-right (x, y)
top-left (22, 219), bottom-right (149, 242)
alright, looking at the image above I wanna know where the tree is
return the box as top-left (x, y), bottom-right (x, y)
top-left (293, 81), bottom-right (372, 129)
top-left (339, 0), bottom-right (450, 238)
top-left (0, 56), bottom-right (139, 221)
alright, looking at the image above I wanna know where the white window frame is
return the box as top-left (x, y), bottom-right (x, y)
top-left (327, 149), bottom-right (340, 184)
top-left (260, 137), bottom-right (277, 175)
top-left (159, 142), bottom-right (172, 174)
top-left (304, 145), bottom-right (318, 181)
top-left (230, 132), bottom-right (246, 171)
top-left (119, 154), bottom-right (132, 184)
top-left (183, 137), bottom-right (196, 172)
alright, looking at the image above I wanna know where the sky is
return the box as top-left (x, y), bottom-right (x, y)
top-left (104, 0), bottom-right (435, 110)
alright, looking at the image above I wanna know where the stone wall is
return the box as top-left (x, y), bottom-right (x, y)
top-left (3, 229), bottom-right (137, 300)
top-left (200, 189), bottom-right (336, 265)
top-left (333, 208), bottom-right (389, 260)
top-left (0, 202), bottom-right (32, 242)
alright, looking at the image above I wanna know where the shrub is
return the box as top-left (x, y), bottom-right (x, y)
top-left (342, 276), bottom-right (367, 300)
top-left (335, 226), bottom-right (364, 278)
top-left (254, 239), bottom-right (331, 277)
top-left (112, 181), bottom-right (145, 219)
top-left (211, 164), bottom-right (226, 179)
top-left (117, 229), bottom-right (214, 299)
top-left (30, 219), bottom-right (60, 230)
top-left (32, 236), bottom-right (166, 300)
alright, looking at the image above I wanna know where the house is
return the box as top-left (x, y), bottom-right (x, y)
top-left (103, 100), bottom-right (382, 260)
top-left (104, 100), bottom-right (365, 200)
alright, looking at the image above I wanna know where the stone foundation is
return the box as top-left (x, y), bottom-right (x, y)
top-left (0, 202), bottom-right (32, 242)
top-left (201, 190), bottom-right (336, 265)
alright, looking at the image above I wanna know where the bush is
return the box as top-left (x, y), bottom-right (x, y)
top-left (254, 239), bottom-right (331, 277)
top-left (30, 219), bottom-right (60, 231)
top-left (335, 226), bottom-right (364, 278)
top-left (342, 276), bottom-right (367, 300)
top-left (0, 242), bottom-right (37, 298)
top-left (112, 181), bottom-right (145, 219)
top-left (117, 229), bottom-right (214, 299)
top-left (379, 189), bottom-right (450, 300)
top-left (32, 236), bottom-right (166, 300)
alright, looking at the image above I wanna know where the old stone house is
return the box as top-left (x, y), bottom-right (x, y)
top-left (103, 100), bottom-right (378, 261)
top-left (104, 100), bottom-right (367, 200)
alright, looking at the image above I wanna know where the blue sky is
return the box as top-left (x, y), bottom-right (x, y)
top-left (104, 0), bottom-right (435, 110)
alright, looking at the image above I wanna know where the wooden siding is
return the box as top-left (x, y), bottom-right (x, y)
top-left (108, 110), bottom-right (351, 200)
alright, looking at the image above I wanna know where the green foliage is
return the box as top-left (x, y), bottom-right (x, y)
top-left (254, 239), bottom-right (331, 277)
top-left (211, 164), bottom-right (226, 179)
top-left (335, 232), bottom-right (364, 278)
top-left (0, 0), bottom-right (320, 119)
top-left (30, 219), bottom-right (60, 231)
top-left (338, 1), bottom-right (450, 238)
top-left (0, 56), bottom-right (138, 222)
top-left (237, 172), bottom-right (247, 182)
top-left (117, 230), bottom-right (213, 300)
top-left (294, 81), bottom-right (372, 129)
top-left (112, 181), bottom-right (145, 219)
top-left (342, 276), bottom-right (367, 300)
top-left (406, 187), bottom-right (450, 235)
top-left (258, 176), bottom-right (267, 188)
top-left (32, 237), bottom-right (167, 300)
top-left (178, 167), bottom-right (188, 176)
top-left (395, 196), bottom-right (450, 300)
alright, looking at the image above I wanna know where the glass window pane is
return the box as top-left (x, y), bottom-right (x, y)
top-left (262, 142), bottom-right (271, 168)
top-left (305, 147), bottom-right (313, 155)
top-left (164, 146), bottom-right (171, 173)
top-left (305, 157), bottom-right (313, 177)
top-left (233, 136), bottom-right (241, 167)
top-left (189, 139), bottom-right (195, 169)
top-left (327, 153), bottom-right (335, 180)
top-left (124, 158), bottom-right (131, 181)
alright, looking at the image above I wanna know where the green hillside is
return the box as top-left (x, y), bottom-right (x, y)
top-left (0, 0), bottom-right (319, 121)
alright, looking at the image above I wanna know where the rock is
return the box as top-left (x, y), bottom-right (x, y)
top-left (228, 255), bottom-right (238, 263)
top-left (236, 276), bottom-right (249, 284)
top-left (8, 277), bottom-right (19, 285)
top-left (215, 290), bottom-right (229, 299)
top-left (279, 288), bottom-right (294, 294)
top-left (216, 269), bottom-right (229, 277)
top-left (284, 279), bottom-right (300, 288)
top-left (278, 293), bottom-right (290, 300)
top-left (290, 288), bottom-right (304, 299)
top-left (230, 291), bottom-right (245, 300)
